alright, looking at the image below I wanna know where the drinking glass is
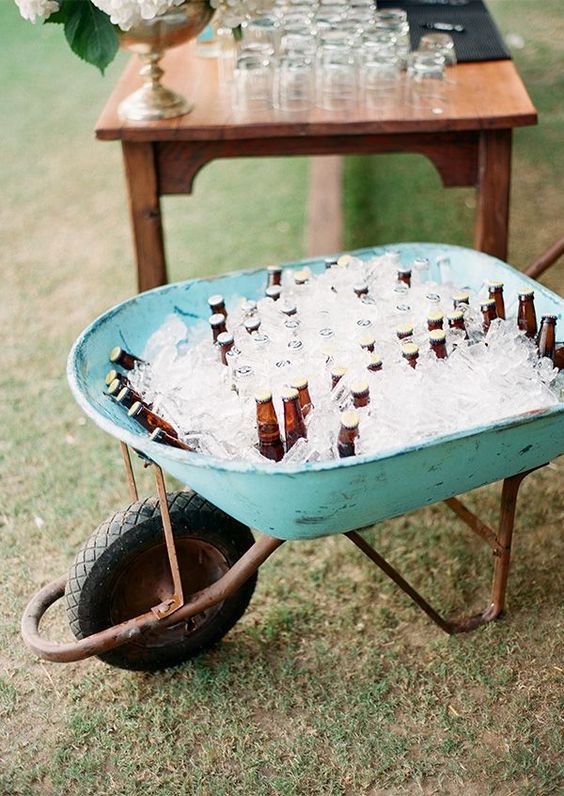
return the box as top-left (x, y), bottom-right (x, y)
top-left (407, 52), bottom-right (448, 114)
top-left (361, 51), bottom-right (401, 110)
top-left (234, 53), bottom-right (273, 111)
top-left (275, 54), bottom-right (315, 111)
top-left (317, 45), bottom-right (357, 110)
top-left (418, 33), bottom-right (457, 67)
top-left (243, 15), bottom-right (281, 54)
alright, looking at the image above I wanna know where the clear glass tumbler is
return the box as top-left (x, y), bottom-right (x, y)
top-left (361, 51), bottom-right (401, 110)
top-left (275, 54), bottom-right (315, 111)
top-left (407, 51), bottom-right (448, 114)
top-left (234, 53), bottom-right (273, 111)
top-left (317, 44), bottom-right (357, 110)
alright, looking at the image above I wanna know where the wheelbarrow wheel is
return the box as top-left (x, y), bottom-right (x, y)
top-left (65, 490), bottom-right (257, 671)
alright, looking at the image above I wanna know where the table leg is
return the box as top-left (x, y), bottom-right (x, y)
top-left (122, 142), bottom-right (167, 292)
top-left (305, 156), bottom-right (343, 257)
top-left (475, 129), bottom-right (512, 261)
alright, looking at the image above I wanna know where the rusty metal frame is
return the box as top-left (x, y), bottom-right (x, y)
top-left (21, 466), bottom-right (540, 662)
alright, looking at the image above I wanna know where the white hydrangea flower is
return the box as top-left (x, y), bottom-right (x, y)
top-left (209, 0), bottom-right (260, 29)
top-left (14, 0), bottom-right (59, 23)
top-left (90, 0), bottom-right (188, 31)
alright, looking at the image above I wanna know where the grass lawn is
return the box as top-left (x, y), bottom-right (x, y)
top-left (1, 1), bottom-right (563, 794)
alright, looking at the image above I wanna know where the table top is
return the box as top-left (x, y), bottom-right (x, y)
top-left (96, 43), bottom-right (537, 143)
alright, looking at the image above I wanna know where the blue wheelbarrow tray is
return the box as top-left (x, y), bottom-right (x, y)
top-left (68, 243), bottom-right (564, 542)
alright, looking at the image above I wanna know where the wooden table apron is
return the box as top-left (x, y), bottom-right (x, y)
top-left (96, 47), bottom-right (537, 292)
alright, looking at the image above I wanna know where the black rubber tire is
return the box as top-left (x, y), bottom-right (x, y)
top-left (65, 491), bottom-right (257, 671)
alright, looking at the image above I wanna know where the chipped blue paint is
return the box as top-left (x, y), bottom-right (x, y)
top-left (67, 244), bottom-right (564, 540)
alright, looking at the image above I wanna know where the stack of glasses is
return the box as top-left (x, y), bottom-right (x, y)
top-left (221, 1), bottom-right (457, 114)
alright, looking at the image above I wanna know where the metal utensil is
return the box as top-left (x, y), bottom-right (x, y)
top-left (422, 22), bottom-right (466, 33)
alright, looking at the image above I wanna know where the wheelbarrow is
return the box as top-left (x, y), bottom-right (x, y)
top-left (21, 243), bottom-right (564, 671)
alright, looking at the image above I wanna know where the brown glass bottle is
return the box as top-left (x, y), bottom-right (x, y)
top-left (280, 303), bottom-right (297, 317)
top-left (351, 381), bottom-right (370, 408)
top-left (266, 285), bottom-right (282, 302)
top-left (208, 293), bottom-right (227, 318)
top-left (266, 265), bottom-right (282, 288)
top-left (109, 346), bottom-right (144, 371)
top-left (517, 289), bottom-right (538, 338)
top-left (396, 323), bottom-right (413, 341)
top-left (105, 370), bottom-right (128, 391)
top-left (149, 428), bottom-right (193, 451)
top-left (359, 333), bottom-right (375, 353)
top-left (488, 281), bottom-right (505, 320)
top-left (331, 365), bottom-right (347, 389)
top-left (427, 310), bottom-right (444, 332)
top-left (255, 389), bottom-right (285, 462)
top-left (537, 315), bottom-right (557, 361)
top-left (324, 257), bottom-right (338, 270)
top-left (337, 411), bottom-right (360, 459)
top-left (353, 283), bottom-right (369, 298)
top-left (481, 299), bottom-right (498, 334)
top-left (282, 388), bottom-right (307, 451)
top-left (294, 270), bottom-right (309, 286)
top-left (402, 342), bottom-right (419, 369)
top-left (397, 267), bottom-right (412, 288)
top-left (217, 331), bottom-right (235, 365)
top-left (452, 292), bottom-right (470, 310)
top-left (447, 310), bottom-right (466, 334)
top-left (554, 344), bottom-right (564, 370)
top-left (290, 376), bottom-right (313, 417)
top-left (367, 354), bottom-right (383, 373)
top-left (209, 313), bottom-right (227, 343)
top-left (111, 385), bottom-right (149, 411)
top-left (105, 368), bottom-right (119, 387)
top-left (244, 316), bottom-right (261, 334)
top-left (127, 401), bottom-right (178, 439)
top-left (429, 329), bottom-right (448, 359)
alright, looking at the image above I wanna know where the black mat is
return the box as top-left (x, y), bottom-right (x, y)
top-left (377, 0), bottom-right (511, 62)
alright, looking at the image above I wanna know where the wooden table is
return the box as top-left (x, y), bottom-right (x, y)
top-left (96, 45), bottom-right (537, 292)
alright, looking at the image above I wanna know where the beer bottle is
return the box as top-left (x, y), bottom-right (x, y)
top-left (294, 270), bottom-right (309, 286)
top-left (324, 257), bottom-right (338, 270)
top-left (359, 332), bottom-right (375, 353)
top-left (554, 344), bottom-right (564, 370)
top-left (244, 316), bottom-right (261, 335)
top-left (111, 385), bottom-right (149, 411)
top-left (242, 299), bottom-right (258, 317)
top-left (209, 313), bottom-right (227, 343)
top-left (537, 315), bottom-right (557, 361)
top-left (427, 310), bottom-right (444, 332)
top-left (290, 376), bottom-right (313, 417)
top-left (517, 288), bottom-right (538, 338)
top-left (128, 401), bottom-right (178, 438)
top-left (429, 329), bottom-right (448, 359)
top-left (255, 389), bottom-right (285, 462)
top-left (266, 265), bottom-right (282, 289)
top-left (481, 299), bottom-right (497, 334)
top-left (353, 283), bottom-right (369, 298)
top-left (396, 323), bottom-right (414, 341)
top-left (105, 368), bottom-right (120, 387)
top-left (397, 266), bottom-right (412, 288)
top-left (402, 342), bottom-right (419, 369)
top-left (208, 294), bottom-right (227, 318)
top-left (109, 346), bottom-right (144, 371)
top-left (337, 254), bottom-right (352, 267)
top-left (351, 380), bottom-right (370, 408)
top-left (266, 285), bottom-right (282, 302)
top-left (452, 292), bottom-right (470, 310)
top-left (282, 387), bottom-right (307, 451)
top-left (217, 331), bottom-right (235, 365)
top-left (331, 364), bottom-right (347, 389)
top-left (280, 302), bottom-right (297, 317)
top-left (367, 353), bottom-right (383, 373)
top-left (149, 427), bottom-right (193, 451)
top-left (447, 309), bottom-right (466, 334)
top-left (488, 281), bottom-right (505, 320)
top-left (337, 410), bottom-right (360, 459)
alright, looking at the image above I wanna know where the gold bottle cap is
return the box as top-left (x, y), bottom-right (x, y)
top-left (127, 401), bottom-right (142, 417)
top-left (453, 292), bottom-right (470, 302)
top-left (115, 387), bottom-right (130, 404)
top-left (396, 323), bottom-right (414, 336)
top-left (359, 332), bottom-right (376, 347)
top-left (331, 364), bottom-right (347, 378)
top-left (244, 317), bottom-right (261, 331)
top-left (351, 380), bottom-right (369, 395)
top-left (294, 269), bottom-right (309, 284)
top-left (341, 410), bottom-right (360, 429)
top-left (353, 283), bottom-right (368, 293)
top-left (447, 310), bottom-right (464, 321)
top-left (337, 254), bottom-right (352, 267)
top-left (109, 346), bottom-right (122, 363)
top-left (217, 331), bottom-right (234, 346)
top-left (255, 388), bottom-right (272, 403)
top-left (429, 329), bottom-right (446, 343)
top-left (266, 285), bottom-right (282, 298)
top-left (290, 375), bottom-right (308, 390)
top-left (149, 428), bottom-right (163, 442)
top-left (368, 353), bottom-right (382, 366)
top-left (267, 264), bottom-right (282, 274)
top-left (398, 265), bottom-right (412, 274)
top-left (481, 299), bottom-right (497, 309)
top-left (402, 342), bottom-right (419, 356)
top-left (281, 387), bottom-right (299, 401)
top-left (427, 310), bottom-right (444, 322)
top-left (488, 280), bottom-right (504, 289)
top-left (107, 378), bottom-right (122, 396)
top-left (519, 288), bottom-right (534, 297)
top-left (208, 293), bottom-right (224, 307)
top-left (209, 313), bottom-right (226, 326)
top-left (105, 369), bottom-right (118, 386)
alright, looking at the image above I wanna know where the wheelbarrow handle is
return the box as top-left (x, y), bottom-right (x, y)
top-left (525, 236), bottom-right (564, 281)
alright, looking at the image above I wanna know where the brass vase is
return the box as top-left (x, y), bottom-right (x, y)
top-left (118, 0), bottom-right (214, 122)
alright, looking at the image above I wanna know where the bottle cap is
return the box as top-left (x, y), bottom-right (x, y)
top-left (281, 387), bottom-right (299, 401)
top-left (429, 329), bottom-right (446, 343)
top-left (398, 265), bottom-right (412, 274)
top-left (368, 353), bottom-right (383, 367)
top-left (267, 265), bottom-right (282, 274)
top-left (488, 280), bottom-right (504, 289)
top-left (217, 332), bottom-right (234, 346)
top-left (331, 364), bottom-right (347, 378)
top-left (115, 387), bottom-right (130, 404)
top-left (480, 299), bottom-right (497, 309)
top-left (324, 257), bottom-right (338, 269)
top-left (127, 401), bottom-right (142, 417)
top-left (396, 323), bottom-right (414, 336)
top-left (280, 303), bottom-right (297, 316)
top-left (244, 317), bottom-right (261, 331)
top-left (359, 333), bottom-right (375, 347)
top-left (254, 388), bottom-right (272, 403)
top-left (351, 380), bottom-right (369, 395)
top-left (519, 288), bottom-right (534, 298)
top-left (294, 270), bottom-right (309, 284)
top-left (109, 346), bottom-right (122, 363)
top-left (107, 378), bottom-right (122, 396)
top-left (149, 428), bottom-right (163, 442)
top-left (447, 310), bottom-right (464, 321)
top-left (453, 292), bottom-right (470, 303)
top-left (208, 294), bottom-right (224, 308)
top-left (290, 375), bottom-right (308, 390)
top-left (541, 314), bottom-right (557, 321)
top-left (337, 254), bottom-right (352, 267)
top-left (266, 285), bottom-right (282, 299)
top-left (402, 343), bottom-right (419, 357)
top-left (341, 410), bottom-right (360, 429)
top-left (353, 283), bottom-right (368, 294)
top-left (209, 313), bottom-right (226, 326)
top-left (105, 369), bottom-right (118, 386)
top-left (427, 310), bottom-right (444, 322)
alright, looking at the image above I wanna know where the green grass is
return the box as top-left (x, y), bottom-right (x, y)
top-left (1, 1), bottom-right (563, 794)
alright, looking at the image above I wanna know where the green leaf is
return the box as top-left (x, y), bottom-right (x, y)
top-left (61, 1), bottom-right (119, 74)
top-left (44, 1), bottom-right (69, 24)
